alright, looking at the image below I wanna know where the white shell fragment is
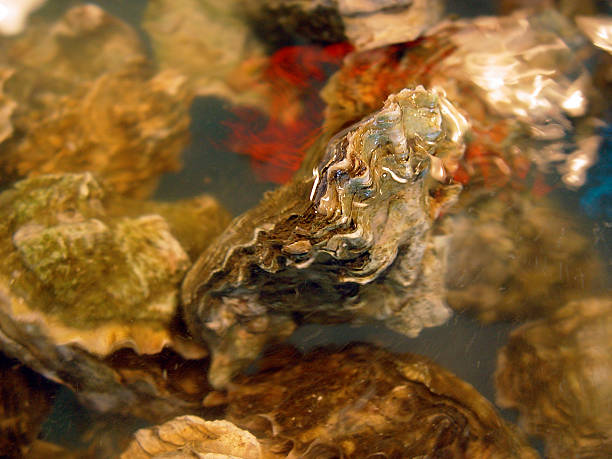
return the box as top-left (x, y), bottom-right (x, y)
top-left (120, 416), bottom-right (262, 459)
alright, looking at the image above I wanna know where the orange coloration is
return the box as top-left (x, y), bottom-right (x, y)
top-left (532, 173), bottom-right (555, 197)
top-left (225, 35), bottom-right (549, 195)
top-left (224, 43), bottom-right (353, 183)
top-left (452, 165), bottom-right (470, 185)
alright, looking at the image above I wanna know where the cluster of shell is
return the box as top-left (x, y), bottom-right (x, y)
top-left (0, 1), bottom-right (610, 458)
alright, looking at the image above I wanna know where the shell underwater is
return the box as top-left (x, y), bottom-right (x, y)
top-left (0, 1), bottom-right (610, 458)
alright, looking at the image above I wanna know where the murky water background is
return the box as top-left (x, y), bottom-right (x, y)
top-left (2, 0), bottom-right (610, 456)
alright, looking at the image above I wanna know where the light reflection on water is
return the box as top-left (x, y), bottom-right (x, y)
top-left (5, 0), bottom-right (611, 456)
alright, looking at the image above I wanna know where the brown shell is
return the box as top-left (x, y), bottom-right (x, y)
top-left (225, 344), bottom-right (539, 458)
top-left (244, 0), bottom-right (443, 51)
top-left (445, 189), bottom-right (605, 322)
top-left (495, 297), bottom-right (612, 458)
top-left (143, 0), bottom-right (268, 109)
top-left (0, 173), bottom-right (231, 421)
top-left (0, 353), bottom-right (58, 458)
top-left (182, 87), bottom-right (467, 388)
top-left (0, 5), bottom-right (191, 199)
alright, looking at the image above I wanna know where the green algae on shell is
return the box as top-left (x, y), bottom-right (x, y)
top-left (182, 87), bottom-right (468, 388)
top-left (1, 173), bottom-right (190, 353)
top-left (0, 173), bottom-right (232, 419)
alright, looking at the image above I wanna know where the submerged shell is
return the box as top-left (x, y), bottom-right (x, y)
top-left (0, 173), bottom-right (230, 419)
top-left (445, 189), bottom-right (605, 322)
top-left (495, 297), bottom-right (612, 458)
top-left (0, 5), bottom-right (191, 199)
top-left (320, 9), bottom-right (599, 190)
top-left (183, 87), bottom-right (467, 388)
top-left (224, 344), bottom-right (538, 458)
top-left (120, 416), bottom-right (262, 459)
top-left (245, 0), bottom-right (442, 51)
top-left (338, 0), bottom-right (444, 51)
top-left (143, 0), bottom-right (267, 110)
top-left (0, 352), bottom-right (57, 458)
top-left (1, 173), bottom-right (190, 353)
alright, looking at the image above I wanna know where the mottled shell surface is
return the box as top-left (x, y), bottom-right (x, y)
top-left (445, 189), bottom-right (605, 322)
top-left (0, 5), bottom-right (191, 199)
top-left (0, 353), bottom-right (57, 458)
top-left (495, 297), bottom-right (612, 458)
top-left (183, 87), bottom-right (467, 388)
top-left (0, 173), bottom-right (230, 420)
top-left (143, 0), bottom-right (267, 109)
top-left (245, 0), bottom-right (443, 51)
top-left (224, 344), bottom-right (538, 458)
top-left (0, 173), bottom-right (190, 351)
top-left (120, 416), bottom-right (262, 459)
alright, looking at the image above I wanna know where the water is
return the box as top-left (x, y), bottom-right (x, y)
top-left (3, 0), bottom-right (611, 457)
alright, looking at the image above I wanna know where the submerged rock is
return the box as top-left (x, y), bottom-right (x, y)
top-left (0, 4), bottom-right (191, 199)
top-left (223, 344), bottom-right (539, 458)
top-left (496, 297), bottom-right (612, 458)
top-left (183, 87), bottom-right (467, 388)
top-left (0, 173), bottom-right (230, 420)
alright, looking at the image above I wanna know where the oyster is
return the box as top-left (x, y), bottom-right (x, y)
top-left (0, 173), bottom-right (229, 420)
top-left (445, 189), bottom-right (605, 322)
top-left (183, 87), bottom-right (467, 388)
top-left (120, 416), bottom-right (262, 459)
top-left (143, 0), bottom-right (268, 110)
top-left (496, 297), bottom-right (612, 458)
top-left (0, 352), bottom-right (57, 458)
top-left (223, 344), bottom-right (538, 458)
top-left (320, 9), bottom-right (599, 189)
top-left (245, 0), bottom-right (346, 47)
top-left (246, 0), bottom-right (443, 51)
top-left (0, 5), bottom-right (191, 199)
top-left (0, 68), bottom-right (15, 144)
top-left (337, 0), bottom-right (443, 51)
top-left (108, 195), bottom-right (232, 261)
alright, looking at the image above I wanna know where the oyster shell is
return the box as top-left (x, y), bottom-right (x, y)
top-left (0, 173), bottom-right (230, 419)
top-left (0, 5), bottom-right (191, 199)
top-left (143, 0), bottom-right (268, 110)
top-left (183, 87), bottom-right (467, 388)
top-left (244, 0), bottom-right (346, 47)
top-left (120, 416), bottom-right (262, 459)
top-left (320, 9), bottom-right (599, 189)
top-left (445, 189), bottom-right (605, 322)
top-left (0, 352), bottom-right (57, 458)
top-left (224, 344), bottom-right (538, 458)
top-left (495, 297), bottom-right (612, 458)
top-left (337, 0), bottom-right (444, 51)
top-left (246, 0), bottom-right (443, 51)
top-left (0, 68), bottom-right (15, 145)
